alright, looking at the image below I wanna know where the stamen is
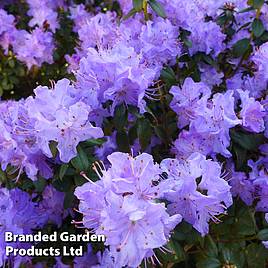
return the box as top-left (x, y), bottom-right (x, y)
top-left (152, 253), bottom-right (161, 265)
top-left (80, 171), bottom-right (99, 185)
top-left (160, 246), bottom-right (173, 254)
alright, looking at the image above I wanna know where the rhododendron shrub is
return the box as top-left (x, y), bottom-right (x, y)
top-left (0, 0), bottom-right (268, 267)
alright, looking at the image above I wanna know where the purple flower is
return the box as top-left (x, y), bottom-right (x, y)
top-left (77, 12), bottom-right (118, 51)
top-left (105, 152), bottom-right (172, 199)
top-left (74, 181), bottom-right (106, 230)
top-left (157, 0), bottom-right (204, 27)
top-left (227, 162), bottom-right (254, 206)
top-left (252, 170), bottom-right (268, 212)
top-left (27, 79), bottom-right (104, 162)
top-left (237, 89), bottom-right (265, 133)
top-left (227, 72), bottom-right (266, 99)
top-left (0, 9), bottom-right (15, 36)
top-left (73, 246), bottom-right (115, 268)
top-left (65, 51), bottom-right (82, 73)
top-left (161, 153), bottom-right (232, 236)
top-left (172, 90), bottom-right (241, 159)
top-left (190, 90), bottom-right (241, 157)
top-left (101, 192), bottom-right (181, 267)
top-left (37, 101), bottom-right (103, 162)
top-left (199, 64), bottom-right (224, 87)
top-left (75, 44), bottom-right (156, 112)
top-left (140, 18), bottom-right (181, 68)
top-left (0, 100), bottom-right (52, 181)
top-left (27, 0), bottom-right (59, 32)
top-left (252, 43), bottom-right (268, 81)
top-left (69, 4), bottom-right (92, 32)
top-left (95, 133), bottom-right (117, 164)
top-left (73, 245), bottom-right (99, 267)
top-left (13, 28), bottom-right (55, 69)
top-left (36, 185), bottom-right (66, 227)
top-left (0, 187), bottom-right (47, 266)
top-left (263, 96), bottom-right (268, 138)
top-left (0, 9), bottom-right (16, 53)
top-left (75, 152), bottom-right (181, 267)
top-left (118, 0), bottom-right (133, 14)
top-left (170, 77), bottom-right (211, 128)
top-left (189, 21), bottom-right (226, 56)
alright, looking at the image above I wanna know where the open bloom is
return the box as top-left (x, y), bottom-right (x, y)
top-left (161, 153), bottom-right (232, 236)
top-left (75, 152), bottom-right (181, 267)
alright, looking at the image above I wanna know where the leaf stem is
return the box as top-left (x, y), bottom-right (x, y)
top-left (143, 0), bottom-right (149, 21)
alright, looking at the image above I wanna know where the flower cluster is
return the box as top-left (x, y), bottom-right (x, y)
top-left (171, 81), bottom-right (242, 158)
top-left (161, 153), bottom-right (232, 236)
top-left (75, 152), bottom-right (182, 267)
top-left (229, 157), bottom-right (268, 212)
top-left (0, 8), bottom-right (55, 69)
top-left (0, 79), bottom-right (103, 180)
top-left (26, 0), bottom-right (62, 33)
top-left (0, 185), bottom-right (65, 266)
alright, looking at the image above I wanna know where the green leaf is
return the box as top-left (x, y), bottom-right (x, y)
top-left (154, 125), bottom-right (167, 141)
top-left (184, 38), bottom-right (192, 48)
top-left (252, 18), bottom-right (265, 37)
top-left (137, 118), bottom-right (152, 150)
top-left (252, 0), bottom-right (264, 9)
top-left (128, 124), bottom-right (137, 144)
top-left (8, 59), bottom-right (15, 68)
top-left (9, 76), bottom-right (19, 85)
top-left (257, 229), bottom-right (268, 240)
top-left (116, 130), bottom-right (130, 152)
top-left (172, 222), bottom-right (192, 241)
top-left (202, 54), bottom-right (215, 66)
top-left (238, 6), bottom-right (255, 13)
top-left (71, 146), bottom-right (89, 171)
top-left (59, 164), bottom-right (69, 180)
top-left (16, 66), bottom-right (25, 77)
top-left (113, 104), bottom-right (128, 131)
top-left (148, 0), bottom-right (166, 18)
top-left (161, 66), bottom-right (177, 85)
top-left (217, 15), bottom-right (227, 26)
top-left (185, 229), bottom-right (203, 244)
top-left (2, 78), bottom-right (9, 90)
top-left (34, 177), bottom-right (47, 192)
top-left (0, 168), bottom-right (7, 183)
top-left (53, 176), bottom-right (73, 192)
top-left (219, 243), bottom-right (246, 268)
top-left (64, 191), bottom-right (75, 209)
top-left (168, 240), bottom-right (186, 262)
top-left (156, 240), bottom-right (185, 264)
top-left (84, 138), bottom-right (105, 146)
top-left (233, 144), bottom-right (248, 171)
top-left (132, 0), bottom-right (143, 11)
top-left (246, 243), bottom-right (268, 268)
top-left (74, 174), bottom-right (87, 186)
top-left (20, 178), bottom-right (34, 191)
top-left (232, 38), bottom-right (251, 57)
top-left (49, 141), bottom-right (58, 158)
top-left (259, 30), bottom-right (268, 42)
top-left (123, 8), bottom-right (137, 20)
top-left (77, 145), bottom-right (89, 170)
top-left (235, 207), bottom-right (257, 236)
top-left (204, 235), bottom-right (218, 257)
top-left (230, 130), bottom-right (265, 151)
top-left (197, 258), bottom-right (221, 268)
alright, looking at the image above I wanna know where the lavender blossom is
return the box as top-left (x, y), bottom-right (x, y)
top-left (161, 153), bottom-right (232, 236)
top-left (75, 152), bottom-right (182, 267)
top-left (238, 89), bottom-right (265, 133)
